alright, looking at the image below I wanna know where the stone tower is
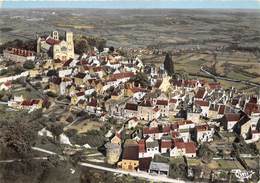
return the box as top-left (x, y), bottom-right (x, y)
top-left (66, 31), bottom-right (74, 59)
top-left (52, 31), bottom-right (59, 40)
top-left (105, 142), bottom-right (121, 165)
top-left (36, 36), bottom-right (41, 55)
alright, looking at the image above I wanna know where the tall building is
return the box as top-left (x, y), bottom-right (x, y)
top-left (37, 31), bottom-right (74, 61)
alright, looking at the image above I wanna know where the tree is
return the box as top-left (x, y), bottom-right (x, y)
top-left (1, 120), bottom-right (38, 158)
top-left (23, 60), bottom-right (35, 70)
top-left (109, 46), bottom-right (115, 53)
top-left (74, 40), bottom-right (89, 55)
top-left (163, 52), bottom-right (174, 76)
top-left (47, 123), bottom-right (64, 141)
top-left (64, 129), bottom-right (78, 138)
top-left (197, 144), bottom-right (213, 163)
top-left (129, 72), bottom-right (149, 87)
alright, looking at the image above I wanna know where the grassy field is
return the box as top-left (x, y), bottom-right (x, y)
top-left (12, 88), bottom-right (40, 99)
top-left (208, 160), bottom-right (244, 170)
top-left (66, 120), bottom-right (103, 134)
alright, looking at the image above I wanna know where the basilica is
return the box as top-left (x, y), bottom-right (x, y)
top-left (37, 31), bottom-right (74, 61)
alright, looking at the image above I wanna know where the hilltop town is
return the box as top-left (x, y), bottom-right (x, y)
top-left (0, 30), bottom-right (260, 183)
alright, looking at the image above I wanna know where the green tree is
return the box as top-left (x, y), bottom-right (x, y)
top-left (1, 120), bottom-right (38, 158)
top-left (74, 40), bottom-right (89, 55)
top-left (129, 72), bottom-right (149, 87)
top-left (164, 52), bottom-right (174, 76)
top-left (23, 60), bottom-right (35, 70)
top-left (197, 144), bottom-right (213, 163)
top-left (47, 123), bottom-right (64, 142)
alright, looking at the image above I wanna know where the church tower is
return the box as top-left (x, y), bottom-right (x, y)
top-left (66, 31), bottom-right (74, 59)
top-left (36, 34), bottom-right (41, 55)
top-left (52, 31), bottom-right (59, 40)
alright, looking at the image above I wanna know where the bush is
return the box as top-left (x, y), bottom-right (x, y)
top-left (0, 69), bottom-right (8, 76)
top-left (64, 129), bottom-right (78, 138)
top-left (23, 60), bottom-right (35, 70)
top-left (46, 91), bottom-right (58, 98)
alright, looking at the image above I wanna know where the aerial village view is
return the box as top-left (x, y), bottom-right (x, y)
top-left (0, 1), bottom-right (260, 183)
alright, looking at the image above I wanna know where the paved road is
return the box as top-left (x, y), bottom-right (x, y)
top-left (79, 162), bottom-right (191, 183)
top-left (31, 147), bottom-right (194, 182)
top-left (32, 147), bottom-right (57, 155)
top-left (0, 157), bottom-right (48, 163)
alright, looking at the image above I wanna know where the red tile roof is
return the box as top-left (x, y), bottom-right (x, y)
top-left (207, 82), bottom-right (221, 90)
top-left (3, 81), bottom-right (12, 87)
top-left (109, 72), bottom-right (135, 81)
top-left (169, 99), bottom-right (177, 104)
top-left (76, 91), bottom-right (85, 97)
top-left (75, 72), bottom-right (86, 79)
top-left (156, 100), bottom-right (168, 106)
top-left (175, 141), bottom-right (196, 154)
top-left (63, 59), bottom-right (73, 67)
top-left (171, 131), bottom-right (180, 138)
top-left (125, 103), bottom-right (138, 111)
top-left (87, 99), bottom-right (97, 107)
top-left (224, 113), bottom-right (240, 122)
top-left (21, 99), bottom-right (40, 106)
top-left (195, 88), bottom-right (205, 99)
top-left (177, 120), bottom-right (194, 126)
top-left (6, 48), bottom-right (34, 57)
top-left (154, 80), bottom-right (162, 88)
top-left (161, 140), bottom-right (172, 149)
top-left (46, 37), bottom-right (60, 45)
top-left (244, 102), bottom-right (260, 115)
top-left (143, 127), bottom-right (160, 135)
top-left (122, 144), bottom-right (139, 160)
top-left (162, 126), bottom-right (171, 133)
top-left (130, 87), bottom-right (147, 93)
top-left (184, 142), bottom-right (196, 154)
top-left (138, 139), bottom-right (146, 153)
top-left (140, 100), bottom-right (153, 107)
top-left (139, 157), bottom-right (152, 171)
top-left (218, 104), bottom-right (225, 115)
top-left (195, 124), bottom-right (210, 132)
top-left (249, 97), bottom-right (257, 104)
top-left (172, 80), bottom-right (182, 87)
top-left (195, 100), bottom-right (209, 107)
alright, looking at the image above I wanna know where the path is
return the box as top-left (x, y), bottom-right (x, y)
top-left (79, 162), bottom-right (191, 183)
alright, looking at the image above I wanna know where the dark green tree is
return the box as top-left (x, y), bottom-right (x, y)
top-left (163, 52), bottom-right (174, 76)
top-left (129, 72), bottom-right (149, 87)
top-left (197, 144), bottom-right (213, 163)
top-left (23, 60), bottom-right (35, 70)
top-left (74, 40), bottom-right (89, 55)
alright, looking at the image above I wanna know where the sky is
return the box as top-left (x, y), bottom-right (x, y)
top-left (1, 0), bottom-right (260, 9)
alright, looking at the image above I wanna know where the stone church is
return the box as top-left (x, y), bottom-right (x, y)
top-left (37, 31), bottom-right (74, 61)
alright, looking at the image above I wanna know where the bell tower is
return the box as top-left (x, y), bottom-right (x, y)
top-left (66, 31), bottom-right (74, 59)
top-left (52, 31), bottom-right (59, 40)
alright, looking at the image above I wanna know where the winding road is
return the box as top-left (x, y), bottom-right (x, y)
top-left (200, 66), bottom-right (260, 87)
top-left (0, 146), bottom-right (195, 183)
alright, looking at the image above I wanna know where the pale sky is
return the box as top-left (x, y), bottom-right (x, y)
top-left (1, 0), bottom-right (260, 9)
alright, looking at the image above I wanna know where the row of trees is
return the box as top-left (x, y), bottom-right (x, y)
top-left (74, 35), bottom-right (107, 55)
top-left (0, 39), bottom-right (36, 54)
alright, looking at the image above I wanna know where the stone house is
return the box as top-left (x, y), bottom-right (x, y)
top-left (117, 141), bottom-right (139, 171)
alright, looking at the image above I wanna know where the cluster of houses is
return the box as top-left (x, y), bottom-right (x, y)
top-left (1, 31), bottom-right (260, 180)
top-left (104, 72), bottom-right (260, 175)
top-left (3, 47), bottom-right (35, 63)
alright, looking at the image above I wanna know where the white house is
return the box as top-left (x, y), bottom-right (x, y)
top-left (170, 141), bottom-right (196, 158)
top-left (194, 124), bottom-right (215, 143)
